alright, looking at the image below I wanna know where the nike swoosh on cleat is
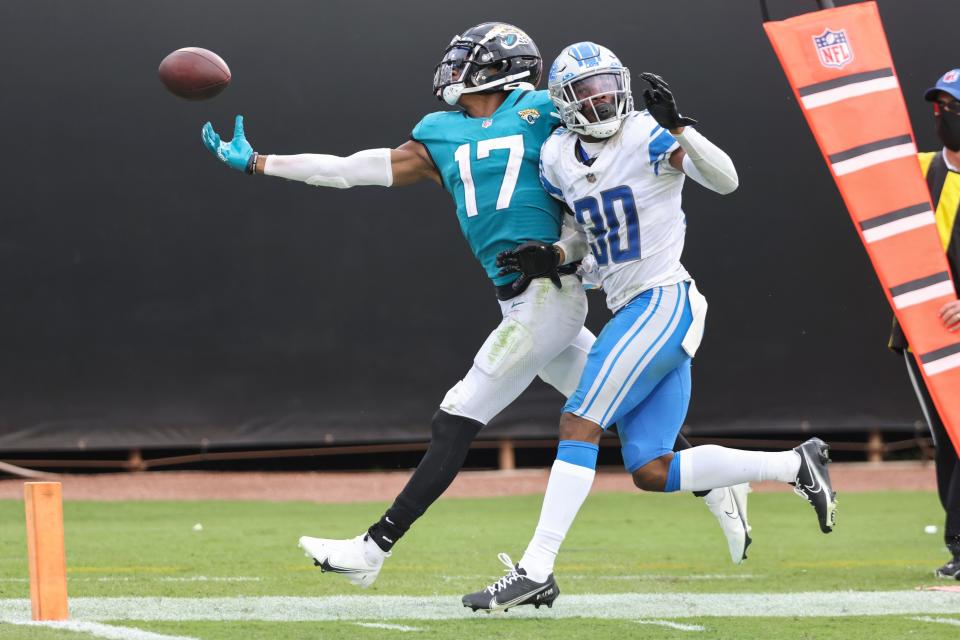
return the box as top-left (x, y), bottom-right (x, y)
top-left (723, 492), bottom-right (739, 519)
top-left (318, 559), bottom-right (365, 575)
top-left (491, 583), bottom-right (551, 609)
top-left (801, 448), bottom-right (824, 495)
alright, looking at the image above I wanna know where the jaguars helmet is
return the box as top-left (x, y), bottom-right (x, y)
top-left (433, 22), bottom-right (542, 105)
top-left (548, 43), bottom-right (632, 139)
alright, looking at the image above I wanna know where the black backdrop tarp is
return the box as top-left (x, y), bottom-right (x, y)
top-left (0, 0), bottom-right (951, 451)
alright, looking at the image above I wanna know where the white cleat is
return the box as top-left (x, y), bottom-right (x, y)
top-left (703, 484), bottom-right (752, 564)
top-left (730, 483), bottom-right (752, 535)
top-left (298, 534), bottom-right (388, 588)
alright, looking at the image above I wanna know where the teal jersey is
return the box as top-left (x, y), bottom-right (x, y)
top-left (412, 89), bottom-right (564, 286)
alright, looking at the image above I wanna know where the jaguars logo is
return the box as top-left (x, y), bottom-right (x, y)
top-left (486, 24), bottom-right (531, 50)
top-left (518, 108), bottom-right (541, 125)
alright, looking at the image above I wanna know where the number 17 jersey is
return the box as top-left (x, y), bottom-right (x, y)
top-left (539, 111), bottom-right (691, 312)
top-left (412, 89), bottom-right (564, 287)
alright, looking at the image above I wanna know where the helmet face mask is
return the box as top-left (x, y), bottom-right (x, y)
top-left (549, 43), bottom-right (633, 139)
top-left (433, 23), bottom-right (542, 105)
top-left (433, 45), bottom-right (473, 94)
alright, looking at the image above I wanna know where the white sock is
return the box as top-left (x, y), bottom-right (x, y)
top-left (679, 445), bottom-right (800, 492)
top-left (519, 460), bottom-right (595, 583)
top-left (362, 534), bottom-right (388, 565)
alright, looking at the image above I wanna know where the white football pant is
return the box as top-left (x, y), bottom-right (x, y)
top-left (440, 274), bottom-right (594, 424)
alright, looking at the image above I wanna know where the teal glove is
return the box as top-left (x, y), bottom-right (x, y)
top-left (202, 115), bottom-right (256, 173)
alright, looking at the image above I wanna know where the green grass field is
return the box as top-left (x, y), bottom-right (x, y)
top-left (1, 490), bottom-right (958, 639)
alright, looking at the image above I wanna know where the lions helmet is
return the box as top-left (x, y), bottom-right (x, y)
top-left (548, 43), bottom-right (632, 139)
top-left (433, 22), bottom-right (542, 105)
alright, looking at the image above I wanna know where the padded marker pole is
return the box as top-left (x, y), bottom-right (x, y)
top-left (764, 1), bottom-right (960, 456)
top-left (24, 482), bottom-right (69, 620)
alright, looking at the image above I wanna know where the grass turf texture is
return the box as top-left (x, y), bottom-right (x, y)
top-left (0, 491), bottom-right (954, 638)
top-left (2, 616), bottom-right (960, 640)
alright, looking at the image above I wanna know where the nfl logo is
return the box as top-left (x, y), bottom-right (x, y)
top-left (812, 28), bottom-right (854, 69)
top-left (482, 119), bottom-right (493, 128)
top-left (944, 70), bottom-right (960, 84)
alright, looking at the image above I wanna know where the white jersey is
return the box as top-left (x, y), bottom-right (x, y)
top-left (540, 111), bottom-right (690, 312)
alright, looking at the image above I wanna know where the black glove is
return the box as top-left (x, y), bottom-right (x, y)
top-left (638, 72), bottom-right (698, 131)
top-left (496, 241), bottom-right (563, 292)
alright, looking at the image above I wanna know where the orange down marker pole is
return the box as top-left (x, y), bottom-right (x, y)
top-left (764, 1), bottom-right (960, 455)
top-left (24, 481), bottom-right (69, 620)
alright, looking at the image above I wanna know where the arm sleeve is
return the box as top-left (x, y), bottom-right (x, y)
top-left (674, 128), bottom-right (738, 195)
top-left (263, 149), bottom-right (393, 189)
top-left (555, 212), bottom-right (589, 264)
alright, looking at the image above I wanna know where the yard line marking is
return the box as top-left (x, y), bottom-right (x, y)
top-left (156, 576), bottom-right (262, 582)
top-left (636, 620), bottom-right (705, 631)
top-left (912, 616), bottom-right (960, 627)
top-left (1, 619), bottom-right (198, 640)
top-left (355, 622), bottom-right (423, 631)
top-left (1, 591), bottom-right (959, 621)
top-left (567, 574), bottom-right (758, 581)
top-left (1, 576), bottom-right (261, 583)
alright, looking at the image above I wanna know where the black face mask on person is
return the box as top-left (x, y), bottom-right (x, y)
top-left (935, 106), bottom-right (960, 152)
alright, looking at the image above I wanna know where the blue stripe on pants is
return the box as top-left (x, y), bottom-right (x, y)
top-left (564, 282), bottom-right (693, 433)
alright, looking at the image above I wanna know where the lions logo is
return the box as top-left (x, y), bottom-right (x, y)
top-left (518, 108), bottom-right (541, 125)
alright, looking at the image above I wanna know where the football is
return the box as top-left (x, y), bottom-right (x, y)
top-left (158, 47), bottom-right (231, 100)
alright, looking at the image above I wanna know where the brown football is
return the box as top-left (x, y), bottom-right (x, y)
top-left (158, 47), bottom-right (231, 100)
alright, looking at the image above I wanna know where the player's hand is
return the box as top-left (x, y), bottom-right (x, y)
top-left (202, 115), bottom-right (256, 173)
top-left (639, 72), bottom-right (697, 132)
top-left (496, 241), bottom-right (562, 291)
top-left (940, 300), bottom-right (960, 331)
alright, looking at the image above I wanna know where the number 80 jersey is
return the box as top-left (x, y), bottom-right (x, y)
top-left (412, 89), bottom-right (565, 286)
top-left (539, 111), bottom-right (691, 312)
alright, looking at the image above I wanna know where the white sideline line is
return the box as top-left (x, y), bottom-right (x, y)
top-left (636, 619), bottom-right (705, 631)
top-left (355, 622), bottom-right (423, 631)
top-left (0, 576), bottom-right (261, 584)
top-left (1, 619), bottom-right (198, 640)
top-left (912, 616), bottom-right (960, 627)
top-left (1, 591), bottom-right (958, 621)
top-left (566, 574), bottom-right (759, 581)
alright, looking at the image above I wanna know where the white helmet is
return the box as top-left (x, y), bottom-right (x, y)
top-left (548, 42), bottom-right (632, 139)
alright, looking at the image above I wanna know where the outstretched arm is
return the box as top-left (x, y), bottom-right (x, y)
top-left (639, 73), bottom-right (738, 195)
top-left (201, 116), bottom-right (440, 187)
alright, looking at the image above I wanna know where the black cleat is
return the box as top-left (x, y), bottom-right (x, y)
top-left (791, 438), bottom-right (838, 533)
top-left (935, 541), bottom-right (960, 579)
top-left (934, 557), bottom-right (960, 580)
top-left (462, 553), bottom-right (560, 613)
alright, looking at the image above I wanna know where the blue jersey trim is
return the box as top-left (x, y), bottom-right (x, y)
top-left (539, 157), bottom-right (564, 198)
top-left (648, 128), bottom-right (676, 165)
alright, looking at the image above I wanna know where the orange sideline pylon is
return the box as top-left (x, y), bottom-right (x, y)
top-left (24, 481), bottom-right (69, 620)
top-left (764, 1), bottom-right (960, 455)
